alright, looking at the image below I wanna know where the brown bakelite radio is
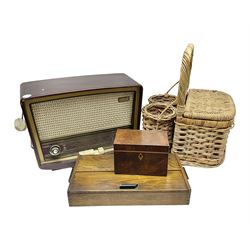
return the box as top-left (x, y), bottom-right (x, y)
top-left (19, 73), bottom-right (143, 170)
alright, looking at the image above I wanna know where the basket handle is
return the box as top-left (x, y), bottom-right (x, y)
top-left (157, 100), bottom-right (176, 119)
top-left (176, 43), bottom-right (194, 117)
top-left (164, 81), bottom-right (179, 95)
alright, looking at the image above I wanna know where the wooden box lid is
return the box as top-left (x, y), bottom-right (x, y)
top-left (70, 152), bottom-right (181, 179)
top-left (114, 129), bottom-right (169, 152)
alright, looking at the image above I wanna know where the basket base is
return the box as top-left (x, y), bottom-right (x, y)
top-left (171, 122), bottom-right (231, 168)
top-left (172, 153), bottom-right (225, 168)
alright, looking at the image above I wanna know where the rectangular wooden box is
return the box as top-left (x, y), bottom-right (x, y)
top-left (68, 153), bottom-right (191, 206)
top-left (114, 129), bottom-right (169, 176)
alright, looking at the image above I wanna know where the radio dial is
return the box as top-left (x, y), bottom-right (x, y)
top-left (49, 145), bottom-right (61, 156)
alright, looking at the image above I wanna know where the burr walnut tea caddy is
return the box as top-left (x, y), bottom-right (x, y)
top-left (114, 129), bottom-right (169, 176)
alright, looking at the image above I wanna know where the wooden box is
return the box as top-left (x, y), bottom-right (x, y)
top-left (114, 129), bottom-right (169, 176)
top-left (68, 153), bottom-right (191, 206)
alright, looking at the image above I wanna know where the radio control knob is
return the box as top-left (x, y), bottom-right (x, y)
top-left (49, 145), bottom-right (61, 156)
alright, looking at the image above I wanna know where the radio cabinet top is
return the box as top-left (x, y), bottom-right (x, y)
top-left (20, 73), bottom-right (142, 99)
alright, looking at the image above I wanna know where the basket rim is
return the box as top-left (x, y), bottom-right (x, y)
top-left (142, 102), bottom-right (176, 121)
top-left (148, 93), bottom-right (177, 104)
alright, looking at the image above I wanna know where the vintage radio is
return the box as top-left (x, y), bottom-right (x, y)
top-left (18, 73), bottom-right (143, 170)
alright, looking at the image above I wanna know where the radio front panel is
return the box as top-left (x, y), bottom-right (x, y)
top-left (31, 91), bottom-right (135, 161)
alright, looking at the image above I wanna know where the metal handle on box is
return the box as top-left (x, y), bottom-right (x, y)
top-left (119, 184), bottom-right (138, 189)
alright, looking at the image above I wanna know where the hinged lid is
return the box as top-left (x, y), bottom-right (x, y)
top-left (114, 129), bottom-right (169, 153)
top-left (184, 89), bottom-right (236, 121)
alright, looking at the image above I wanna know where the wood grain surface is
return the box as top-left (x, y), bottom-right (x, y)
top-left (20, 73), bottom-right (142, 99)
top-left (114, 129), bottom-right (169, 152)
top-left (68, 153), bottom-right (191, 206)
top-left (114, 129), bottom-right (169, 176)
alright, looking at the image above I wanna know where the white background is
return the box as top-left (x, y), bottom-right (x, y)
top-left (1, 1), bottom-right (249, 249)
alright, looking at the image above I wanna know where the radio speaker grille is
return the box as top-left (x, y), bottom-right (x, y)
top-left (31, 91), bottom-right (134, 141)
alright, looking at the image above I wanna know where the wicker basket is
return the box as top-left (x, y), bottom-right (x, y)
top-left (171, 43), bottom-right (236, 167)
top-left (142, 102), bottom-right (176, 145)
top-left (142, 80), bottom-right (179, 147)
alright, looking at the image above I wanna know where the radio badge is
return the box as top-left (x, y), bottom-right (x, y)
top-left (118, 96), bottom-right (130, 102)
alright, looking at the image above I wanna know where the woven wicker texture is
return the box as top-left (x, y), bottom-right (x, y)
top-left (142, 102), bottom-right (176, 145)
top-left (172, 123), bottom-right (230, 167)
top-left (142, 81), bottom-right (179, 147)
top-left (184, 89), bottom-right (236, 121)
top-left (171, 43), bottom-right (235, 167)
top-left (176, 44), bottom-right (194, 116)
top-left (176, 116), bottom-right (234, 129)
top-left (148, 94), bottom-right (176, 105)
